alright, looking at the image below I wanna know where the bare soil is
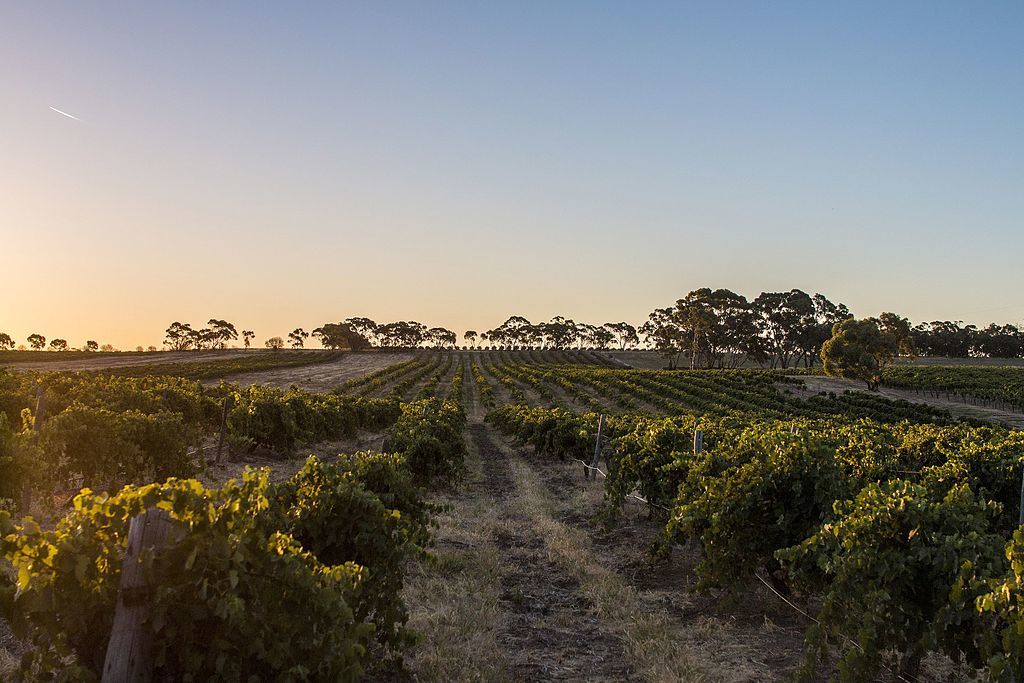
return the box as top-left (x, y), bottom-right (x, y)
top-left (472, 424), bottom-right (641, 682)
top-left (221, 352), bottom-right (413, 392)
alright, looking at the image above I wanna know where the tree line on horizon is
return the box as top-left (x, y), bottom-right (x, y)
top-left (3, 288), bottom-right (1023, 361)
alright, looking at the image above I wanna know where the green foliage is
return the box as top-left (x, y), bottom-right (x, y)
top-left (270, 456), bottom-right (422, 648)
top-left (386, 398), bottom-right (466, 484)
top-left (779, 480), bottom-right (1005, 681)
top-left (0, 472), bottom-right (371, 680)
top-left (670, 426), bottom-right (851, 588)
top-left (227, 386), bottom-right (400, 454)
top-left (821, 318), bottom-right (898, 390)
top-left (38, 406), bottom-right (198, 496)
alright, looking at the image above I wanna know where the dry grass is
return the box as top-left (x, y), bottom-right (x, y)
top-left (504, 455), bottom-right (709, 682)
top-left (398, 431), bottom-right (510, 681)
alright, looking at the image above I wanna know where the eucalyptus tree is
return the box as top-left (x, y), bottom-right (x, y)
top-left (822, 318), bottom-right (900, 390)
top-left (164, 322), bottom-right (193, 351)
top-left (603, 322), bottom-right (638, 350)
top-left (639, 307), bottom-right (686, 369)
top-left (27, 334), bottom-right (46, 351)
top-left (312, 323), bottom-right (372, 350)
top-left (674, 288), bottom-right (755, 369)
top-left (85, 341), bottom-right (99, 352)
top-left (0, 333), bottom-right (14, 350)
top-left (427, 327), bottom-right (457, 348)
top-left (749, 290), bottom-right (816, 369)
top-left (207, 319), bottom-right (239, 348)
top-left (49, 339), bottom-right (68, 351)
top-left (344, 318), bottom-right (380, 346)
top-left (288, 328), bottom-right (309, 348)
top-left (242, 330), bottom-right (255, 349)
top-left (464, 330), bottom-right (478, 348)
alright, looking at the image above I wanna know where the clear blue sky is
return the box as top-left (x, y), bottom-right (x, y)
top-left (2, 2), bottom-right (1022, 347)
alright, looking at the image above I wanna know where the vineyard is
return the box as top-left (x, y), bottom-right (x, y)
top-left (1, 352), bottom-right (1023, 680)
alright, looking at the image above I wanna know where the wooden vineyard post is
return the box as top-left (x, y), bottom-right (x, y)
top-left (1018, 464), bottom-right (1024, 527)
top-left (693, 429), bottom-right (703, 455)
top-left (215, 395), bottom-right (234, 464)
top-left (21, 387), bottom-right (47, 513)
top-left (102, 508), bottom-right (182, 682)
top-left (587, 414), bottom-right (606, 480)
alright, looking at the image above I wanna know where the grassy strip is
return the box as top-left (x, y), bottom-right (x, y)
top-left (503, 452), bottom-right (706, 681)
top-left (400, 428), bottom-right (509, 681)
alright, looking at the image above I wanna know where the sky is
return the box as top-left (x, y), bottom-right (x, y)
top-left (2, 1), bottom-right (1022, 348)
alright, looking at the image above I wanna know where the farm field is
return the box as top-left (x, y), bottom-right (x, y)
top-left (3, 351), bottom-right (1024, 680)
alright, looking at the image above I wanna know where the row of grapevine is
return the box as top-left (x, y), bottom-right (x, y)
top-left (0, 396), bottom-right (466, 679)
top-left (0, 370), bottom-right (403, 514)
top-left (883, 365), bottom-right (1024, 412)
top-left (490, 404), bottom-right (1024, 679)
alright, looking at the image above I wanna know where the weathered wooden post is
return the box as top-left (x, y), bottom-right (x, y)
top-left (1018, 462), bottom-right (1024, 527)
top-left (214, 395), bottom-right (234, 464)
top-left (21, 387), bottom-right (47, 513)
top-left (102, 508), bottom-right (181, 682)
top-left (587, 414), bottom-right (606, 480)
top-left (693, 429), bottom-right (703, 455)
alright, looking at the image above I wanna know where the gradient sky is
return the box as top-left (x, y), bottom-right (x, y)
top-left (3, 2), bottom-right (1022, 348)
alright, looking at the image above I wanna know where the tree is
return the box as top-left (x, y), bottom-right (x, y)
top-left (911, 320), bottom-right (975, 358)
top-left (377, 321), bottom-right (427, 348)
top-left (242, 330), bottom-right (255, 349)
top-left (464, 330), bottom-right (478, 348)
top-left (49, 339), bottom-right (68, 352)
top-left (872, 312), bottom-right (916, 358)
top-left (85, 340), bottom-right (99, 352)
top-left (640, 308), bottom-right (686, 369)
top-left (207, 319), bottom-right (238, 349)
top-left (796, 294), bottom-right (852, 367)
top-left (288, 328), bottom-right (309, 348)
top-left (27, 334), bottom-right (46, 350)
top-left (674, 288), bottom-right (755, 369)
top-left (100, 344), bottom-right (116, 352)
top-left (749, 290), bottom-right (816, 369)
top-left (312, 323), bottom-right (371, 350)
top-left (486, 316), bottom-right (534, 348)
top-left (265, 336), bottom-right (285, 350)
top-left (604, 322), bottom-right (639, 350)
top-left (821, 318), bottom-right (899, 391)
top-left (427, 327), bottom-right (457, 348)
top-left (0, 333), bottom-right (14, 351)
top-left (164, 322), bottom-right (193, 351)
top-left (344, 318), bottom-right (380, 346)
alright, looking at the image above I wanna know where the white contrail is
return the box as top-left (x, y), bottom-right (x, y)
top-left (49, 106), bottom-right (81, 121)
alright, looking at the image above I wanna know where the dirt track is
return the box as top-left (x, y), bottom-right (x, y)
top-left (221, 352), bottom-right (414, 392)
top-left (796, 375), bottom-right (1024, 428)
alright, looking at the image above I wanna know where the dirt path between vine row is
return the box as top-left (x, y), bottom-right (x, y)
top-left (794, 375), bottom-right (1024, 429)
top-left (222, 352), bottom-right (413, 393)
top-left (400, 392), bottom-right (975, 681)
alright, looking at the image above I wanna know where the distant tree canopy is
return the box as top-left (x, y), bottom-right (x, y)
top-left (27, 334), bottom-right (46, 351)
top-left (288, 328), bottom-right (309, 348)
top-left (85, 340), bottom-right (99, 352)
top-left (311, 322), bottom-right (372, 350)
top-left (821, 318), bottom-right (905, 390)
top-left (265, 336), bottom-right (285, 350)
top-left (0, 333), bottom-right (14, 350)
top-left (163, 319), bottom-right (237, 351)
top-left (48, 339), bottom-right (68, 352)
